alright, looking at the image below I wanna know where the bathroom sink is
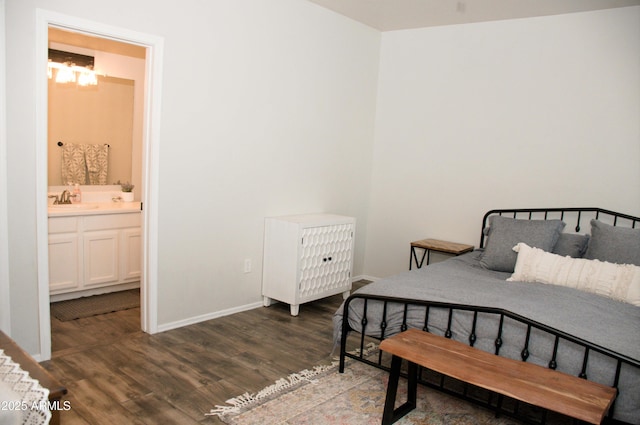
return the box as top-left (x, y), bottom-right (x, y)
top-left (49, 203), bottom-right (99, 210)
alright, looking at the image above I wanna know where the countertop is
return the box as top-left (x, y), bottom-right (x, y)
top-left (48, 202), bottom-right (142, 217)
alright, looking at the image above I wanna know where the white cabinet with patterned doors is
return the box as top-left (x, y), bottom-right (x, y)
top-left (262, 213), bottom-right (355, 316)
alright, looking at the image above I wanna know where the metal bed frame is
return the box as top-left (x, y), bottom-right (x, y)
top-left (339, 207), bottom-right (639, 425)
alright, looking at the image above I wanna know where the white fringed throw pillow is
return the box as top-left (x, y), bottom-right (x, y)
top-left (507, 242), bottom-right (640, 307)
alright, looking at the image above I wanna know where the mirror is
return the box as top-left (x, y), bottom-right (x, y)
top-left (48, 75), bottom-right (134, 185)
top-left (47, 27), bottom-right (145, 188)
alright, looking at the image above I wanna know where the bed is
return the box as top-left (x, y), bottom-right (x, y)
top-left (334, 207), bottom-right (640, 425)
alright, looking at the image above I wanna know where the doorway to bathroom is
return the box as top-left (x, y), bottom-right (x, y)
top-left (47, 28), bottom-right (143, 330)
top-left (35, 10), bottom-right (163, 361)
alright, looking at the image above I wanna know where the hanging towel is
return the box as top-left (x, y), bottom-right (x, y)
top-left (61, 143), bottom-right (86, 185)
top-left (84, 144), bottom-right (109, 185)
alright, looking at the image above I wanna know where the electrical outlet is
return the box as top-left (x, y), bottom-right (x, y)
top-left (244, 259), bottom-right (252, 273)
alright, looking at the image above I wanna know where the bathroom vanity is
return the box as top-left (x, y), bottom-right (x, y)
top-left (48, 202), bottom-right (142, 301)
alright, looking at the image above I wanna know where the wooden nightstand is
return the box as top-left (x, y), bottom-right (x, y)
top-left (410, 238), bottom-right (474, 270)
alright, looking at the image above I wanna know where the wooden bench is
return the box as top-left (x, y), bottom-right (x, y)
top-left (0, 331), bottom-right (67, 425)
top-left (379, 328), bottom-right (617, 425)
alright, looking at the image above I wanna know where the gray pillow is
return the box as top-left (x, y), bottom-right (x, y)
top-left (480, 216), bottom-right (565, 272)
top-left (552, 233), bottom-right (590, 258)
top-left (584, 219), bottom-right (640, 266)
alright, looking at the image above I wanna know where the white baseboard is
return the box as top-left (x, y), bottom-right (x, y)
top-left (156, 301), bottom-right (263, 333)
top-left (50, 282), bottom-right (140, 302)
top-left (157, 276), bottom-right (379, 333)
top-left (352, 274), bottom-right (378, 283)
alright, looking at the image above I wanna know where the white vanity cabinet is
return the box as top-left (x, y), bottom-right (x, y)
top-left (48, 217), bottom-right (82, 293)
top-left (48, 212), bottom-right (141, 300)
top-left (262, 214), bottom-right (355, 316)
top-left (120, 227), bottom-right (142, 281)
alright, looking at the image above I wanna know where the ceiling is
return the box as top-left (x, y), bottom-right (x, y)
top-left (49, 27), bottom-right (146, 59)
top-left (305, 0), bottom-right (640, 31)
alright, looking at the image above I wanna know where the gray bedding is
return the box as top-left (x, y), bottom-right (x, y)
top-left (333, 251), bottom-right (640, 424)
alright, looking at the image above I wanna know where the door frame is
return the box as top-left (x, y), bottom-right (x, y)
top-left (35, 9), bottom-right (163, 360)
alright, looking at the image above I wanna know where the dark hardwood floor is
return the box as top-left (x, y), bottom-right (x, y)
top-left (43, 281), bottom-right (368, 424)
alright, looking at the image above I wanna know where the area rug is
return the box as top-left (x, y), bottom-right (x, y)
top-left (50, 289), bottom-right (140, 321)
top-left (208, 345), bottom-right (527, 425)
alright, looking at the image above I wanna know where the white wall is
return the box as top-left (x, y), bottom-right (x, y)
top-left (364, 7), bottom-right (640, 278)
top-left (154, 0), bottom-right (380, 325)
top-left (4, 0), bottom-right (379, 354)
top-left (0, 0), bottom-right (10, 335)
top-left (5, 0), bottom-right (41, 352)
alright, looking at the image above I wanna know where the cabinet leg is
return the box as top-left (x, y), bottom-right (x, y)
top-left (342, 290), bottom-right (350, 300)
top-left (263, 296), bottom-right (271, 307)
top-left (290, 304), bottom-right (299, 316)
